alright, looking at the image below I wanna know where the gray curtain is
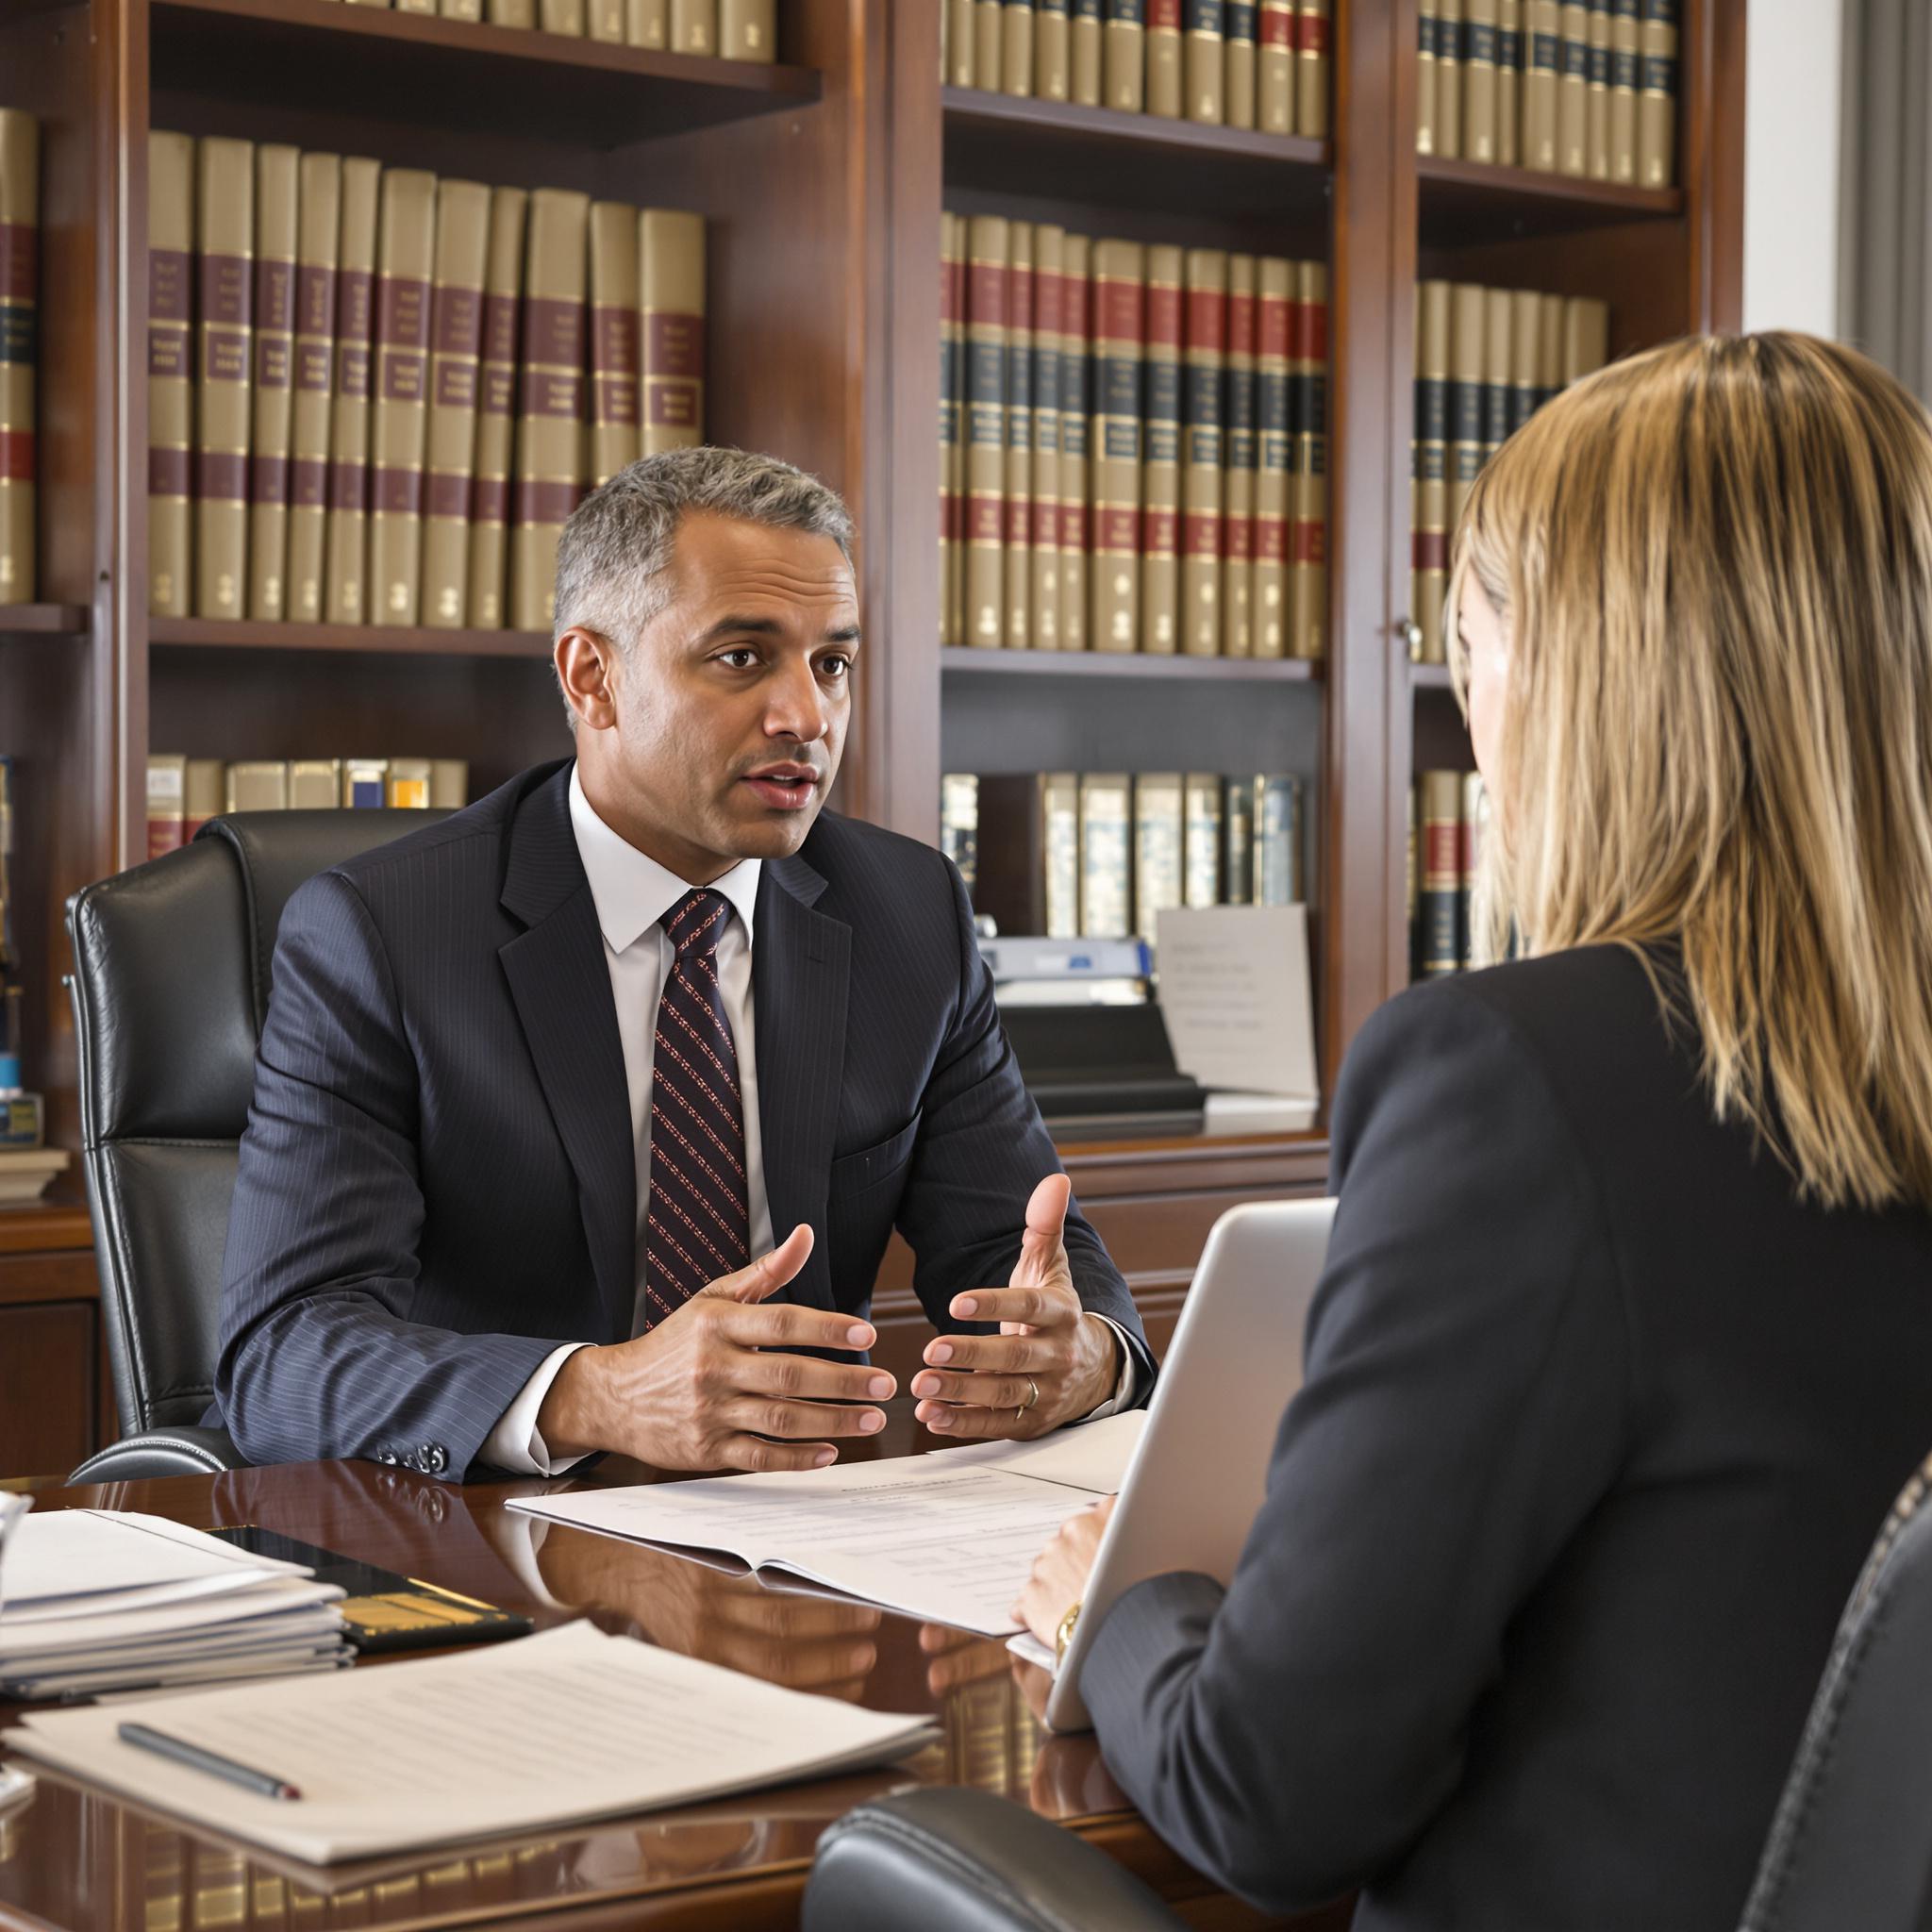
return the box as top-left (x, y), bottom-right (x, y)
top-left (1839, 0), bottom-right (1932, 400)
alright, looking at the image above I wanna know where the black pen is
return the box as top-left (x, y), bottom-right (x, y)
top-left (117, 1724), bottom-right (303, 1801)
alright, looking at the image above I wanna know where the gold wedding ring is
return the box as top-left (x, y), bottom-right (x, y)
top-left (1013, 1375), bottom-right (1041, 1424)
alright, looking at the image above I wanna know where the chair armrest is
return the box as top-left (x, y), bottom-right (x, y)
top-left (804, 1789), bottom-right (1186, 1932)
top-left (69, 1426), bottom-right (248, 1483)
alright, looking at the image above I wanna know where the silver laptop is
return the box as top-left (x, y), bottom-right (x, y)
top-left (1017, 1196), bottom-right (1338, 1733)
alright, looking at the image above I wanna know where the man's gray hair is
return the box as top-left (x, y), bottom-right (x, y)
top-left (552, 445), bottom-right (856, 652)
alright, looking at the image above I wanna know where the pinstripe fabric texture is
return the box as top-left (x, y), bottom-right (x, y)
top-left (213, 759), bottom-right (1149, 1478)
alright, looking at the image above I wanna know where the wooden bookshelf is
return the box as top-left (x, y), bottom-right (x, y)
top-left (0, 604), bottom-right (88, 638)
top-left (149, 617), bottom-right (553, 658)
top-left (941, 647), bottom-right (1323, 683)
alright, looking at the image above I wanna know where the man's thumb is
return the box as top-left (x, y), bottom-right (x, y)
top-left (709, 1223), bottom-right (814, 1303)
top-left (1020, 1173), bottom-right (1072, 1270)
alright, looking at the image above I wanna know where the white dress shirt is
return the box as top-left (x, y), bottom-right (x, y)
top-left (481, 766), bottom-right (1135, 1475)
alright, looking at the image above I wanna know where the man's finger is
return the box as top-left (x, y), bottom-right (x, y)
top-left (719, 1296), bottom-right (877, 1354)
top-left (723, 1433), bottom-right (841, 1472)
top-left (922, 1329), bottom-right (1047, 1374)
top-left (725, 1395), bottom-right (890, 1441)
top-left (1017, 1172), bottom-right (1072, 1279)
top-left (915, 1399), bottom-right (1027, 1440)
top-left (909, 1368), bottom-right (1037, 1410)
top-left (704, 1223), bottom-right (815, 1305)
top-left (740, 1352), bottom-right (896, 1405)
top-left (946, 1283), bottom-right (1065, 1327)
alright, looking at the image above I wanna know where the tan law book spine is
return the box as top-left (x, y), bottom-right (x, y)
top-left (1562, 295), bottom-right (1609, 381)
top-left (1482, 285), bottom-right (1511, 465)
top-left (640, 208), bottom-right (705, 454)
top-left (287, 153), bottom-right (339, 625)
top-left (1508, 285), bottom-right (1540, 432)
top-left (1610, 0), bottom-right (1639, 182)
top-left (541, 0), bottom-right (585, 30)
top-left (490, 0), bottom-right (536, 23)
top-left (1638, 0), bottom-right (1677, 187)
top-left (1436, 0), bottom-right (1462, 156)
top-left (1036, 0), bottom-right (1070, 97)
top-left (1253, 256), bottom-right (1290, 658)
top-left (369, 168), bottom-right (436, 626)
top-left (288, 758), bottom-right (341, 808)
top-left (510, 187), bottom-right (590, 633)
top-left (1225, 0), bottom-right (1256, 127)
top-left (1147, 0), bottom-right (1181, 116)
top-left (588, 202), bottom-right (642, 487)
top-left (1294, 0), bottom-right (1329, 136)
top-left (429, 758), bottom-right (469, 807)
top-left (1182, 771), bottom-right (1223, 905)
top-left (948, 0), bottom-right (976, 82)
top-left (1537, 289), bottom-right (1564, 408)
top-left (421, 178), bottom-right (491, 629)
top-left (1002, 221), bottom-right (1034, 647)
top-left (1417, 2), bottom-right (1440, 154)
top-left (194, 138), bottom-right (254, 620)
top-left (1414, 279), bottom-right (1451, 665)
top-left (441, 0), bottom-right (483, 20)
top-left (1058, 232), bottom-right (1090, 652)
top-left (1289, 258), bottom-right (1326, 660)
top-left (1259, 0), bottom-right (1294, 132)
top-left (148, 134), bottom-right (195, 618)
top-left (1222, 253), bottom-right (1256, 658)
top-left (0, 112), bottom-right (38, 607)
top-left (1185, 1), bottom-right (1224, 124)
top-left (1105, 0), bottom-right (1145, 111)
top-left (975, 0), bottom-right (1003, 93)
top-left (963, 215), bottom-right (1008, 648)
top-left (1077, 773), bottom-right (1133, 938)
top-left (1586, 0), bottom-right (1612, 177)
top-left (939, 213), bottom-right (961, 647)
top-left (245, 145), bottom-right (298, 622)
top-left (396, 0), bottom-right (435, 14)
top-left (626, 0), bottom-right (668, 42)
top-left (467, 187), bottom-right (525, 630)
top-left (1557, 1), bottom-right (1588, 175)
top-left (1090, 238), bottom-right (1143, 655)
top-left (1072, 0), bottom-right (1103, 102)
top-left (1029, 224), bottom-right (1063, 649)
top-left (1524, 0), bottom-right (1559, 168)
top-left (672, 0), bottom-right (714, 51)
top-left (588, 0), bottom-right (625, 42)
top-left (721, 0), bottom-right (774, 56)
top-left (183, 758), bottom-right (225, 839)
top-left (1461, 0), bottom-right (1498, 162)
top-left (1446, 280), bottom-right (1485, 538)
top-left (1497, 0), bottom-right (1522, 164)
top-left (1179, 247), bottom-right (1225, 657)
top-left (325, 157), bottom-right (381, 625)
top-left (1140, 242), bottom-right (1182, 655)
top-left (1133, 773), bottom-right (1185, 942)
top-left (225, 760), bottom-right (288, 812)
top-left (1003, 0), bottom-right (1036, 94)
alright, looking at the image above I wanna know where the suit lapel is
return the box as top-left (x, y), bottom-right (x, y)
top-left (498, 765), bottom-right (637, 1341)
top-left (754, 852), bottom-right (850, 1310)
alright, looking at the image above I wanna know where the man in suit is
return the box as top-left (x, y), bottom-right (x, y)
top-left (214, 447), bottom-right (1151, 1480)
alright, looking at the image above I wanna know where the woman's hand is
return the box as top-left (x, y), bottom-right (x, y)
top-left (1012, 1492), bottom-right (1118, 1650)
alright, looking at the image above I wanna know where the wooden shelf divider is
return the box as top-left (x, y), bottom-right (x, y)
top-left (147, 617), bottom-right (552, 659)
top-left (0, 604), bottom-right (89, 639)
top-left (1418, 154), bottom-right (1686, 243)
top-left (941, 646), bottom-right (1323, 683)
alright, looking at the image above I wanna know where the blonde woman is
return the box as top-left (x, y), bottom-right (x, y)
top-left (1016, 333), bottom-right (1932, 1930)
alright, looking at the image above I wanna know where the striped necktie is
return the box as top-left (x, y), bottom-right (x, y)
top-left (642, 887), bottom-right (751, 1327)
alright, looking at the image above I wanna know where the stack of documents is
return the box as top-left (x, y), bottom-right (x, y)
top-left (0, 1511), bottom-right (351, 1701)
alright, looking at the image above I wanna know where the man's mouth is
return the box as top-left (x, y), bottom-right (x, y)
top-left (741, 764), bottom-right (822, 811)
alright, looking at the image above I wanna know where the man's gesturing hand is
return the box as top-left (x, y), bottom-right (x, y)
top-left (912, 1173), bottom-right (1118, 1441)
top-left (535, 1224), bottom-right (897, 1471)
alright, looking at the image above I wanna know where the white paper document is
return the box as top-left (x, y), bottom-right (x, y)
top-left (0, 1512), bottom-right (308, 1615)
top-left (507, 1411), bottom-right (1147, 1637)
top-left (7, 1621), bottom-right (936, 1864)
top-left (1156, 903), bottom-right (1318, 1104)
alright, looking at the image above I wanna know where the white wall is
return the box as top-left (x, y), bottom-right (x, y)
top-left (1741, 0), bottom-right (1845, 336)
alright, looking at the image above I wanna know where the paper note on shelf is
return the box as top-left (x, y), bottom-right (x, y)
top-left (7, 1621), bottom-right (936, 1865)
top-left (506, 1411), bottom-right (1148, 1638)
top-left (1155, 904), bottom-right (1318, 1104)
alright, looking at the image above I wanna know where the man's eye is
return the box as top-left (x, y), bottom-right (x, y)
top-left (717, 648), bottom-right (760, 669)
top-left (819, 654), bottom-right (851, 678)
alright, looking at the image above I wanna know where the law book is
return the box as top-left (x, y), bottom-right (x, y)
top-left (467, 186), bottom-right (525, 630)
top-left (1289, 258), bottom-right (1326, 660)
top-left (226, 760), bottom-right (289, 812)
top-left (193, 138), bottom-right (254, 620)
top-left (627, 0), bottom-right (668, 44)
top-left (1072, 0), bottom-right (1104, 102)
top-left (1294, 0), bottom-right (1329, 138)
top-left (245, 146), bottom-right (298, 622)
top-left (1222, 253), bottom-right (1257, 658)
top-left (1563, 294), bottom-right (1608, 381)
top-left (1077, 773), bottom-right (1132, 938)
top-left (1002, 0), bottom-right (1036, 95)
top-left (1029, 224), bottom-right (1062, 649)
top-left (441, 0), bottom-right (484, 19)
top-left (1482, 286), bottom-right (1511, 465)
top-left (1003, 222), bottom-right (1034, 648)
top-left (964, 215), bottom-right (1008, 649)
top-left (1508, 286), bottom-right (1540, 432)
top-left (541, 0), bottom-right (586, 36)
top-left (0, 111), bottom-right (38, 607)
top-left (325, 157), bottom-right (381, 625)
top-left (1536, 289), bottom-right (1564, 408)
top-left (1179, 247), bottom-right (1224, 658)
top-left (1419, 768), bottom-right (1462, 975)
top-left (1586, 0), bottom-right (1612, 177)
top-left (1435, 0), bottom-right (1462, 157)
top-left (341, 757), bottom-right (388, 807)
top-left (387, 756), bottom-right (432, 808)
top-left (146, 755), bottom-right (186, 858)
top-left (1058, 232), bottom-right (1091, 651)
top-left (1446, 281), bottom-right (1485, 538)
top-left (287, 154), bottom-right (340, 625)
top-left (1037, 0), bottom-right (1071, 97)
top-left (1557, 0), bottom-right (1588, 175)
top-left (1462, 0), bottom-right (1498, 160)
top-left (1044, 771), bottom-right (1079, 936)
top-left (397, 0), bottom-right (435, 15)
top-left (430, 758), bottom-right (468, 808)
top-left (940, 772), bottom-right (978, 891)
top-left (640, 207), bottom-right (705, 454)
top-left (369, 168), bottom-right (436, 626)
top-left (948, 0), bottom-right (976, 81)
top-left (1524, 0), bottom-right (1560, 168)
top-left (715, 0), bottom-right (774, 54)
top-left (1255, 773), bottom-right (1301, 904)
top-left (1638, 0), bottom-right (1677, 187)
top-left (1147, 0), bottom-right (1182, 116)
top-left (510, 188), bottom-right (589, 633)
top-left (1132, 772), bottom-right (1184, 943)
top-left (421, 178), bottom-right (491, 629)
top-left (490, 0), bottom-right (537, 24)
top-left (1259, 0), bottom-right (1294, 132)
top-left (1609, 0), bottom-right (1640, 181)
top-left (1140, 245), bottom-right (1182, 656)
top-left (975, 0), bottom-right (1003, 96)
top-left (1181, 772), bottom-right (1222, 905)
top-left (1413, 277), bottom-right (1450, 665)
top-left (1417, 3), bottom-right (1440, 154)
top-left (1225, 0), bottom-right (1256, 126)
top-left (1459, 770), bottom-right (1486, 969)
top-left (1222, 775), bottom-right (1255, 903)
top-left (1090, 239), bottom-right (1142, 656)
top-left (939, 212), bottom-right (961, 647)
top-left (184, 758), bottom-right (224, 840)
top-left (672, 0), bottom-right (714, 49)
top-left (588, 202), bottom-right (642, 488)
top-left (1253, 255), bottom-right (1290, 659)
top-left (1496, 0), bottom-right (1523, 163)
top-left (1104, 0), bottom-right (1145, 111)
top-left (1407, 783), bottom-right (1420, 977)
top-left (970, 774), bottom-right (1050, 934)
top-left (288, 758), bottom-right (341, 808)
top-left (947, 223), bottom-right (971, 650)
top-left (1185, 0), bottom-right (1224, 124)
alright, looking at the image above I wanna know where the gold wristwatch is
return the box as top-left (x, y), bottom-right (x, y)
top-left (1055, 1600), bottom-right (1082, 1664)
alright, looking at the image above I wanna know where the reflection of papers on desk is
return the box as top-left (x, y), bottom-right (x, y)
top-left (6, 1621), bottom-right (936, 1865)
top-left (506, 1412), bottom-right (1148, 1638)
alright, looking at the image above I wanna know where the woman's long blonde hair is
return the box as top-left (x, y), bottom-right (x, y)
top-left (1449, 330), bottom-right (1932, 1211)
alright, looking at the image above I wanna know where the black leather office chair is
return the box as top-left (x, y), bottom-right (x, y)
top-left (805, 1447), bottom-right (1932, 1932)
top-left (64, 809), bottom-right (449, 1485)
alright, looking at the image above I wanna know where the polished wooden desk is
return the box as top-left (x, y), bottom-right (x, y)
top-left (0, 1406), bottom-right (1349, 1932)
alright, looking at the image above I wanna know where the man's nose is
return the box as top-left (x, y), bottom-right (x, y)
top-left (764, 656), bottom-right (830, 741)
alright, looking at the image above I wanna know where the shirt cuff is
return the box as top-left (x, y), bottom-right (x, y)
top-left (1076, 1314), bottom-right (1141, 1422)
top-left (478, 1343), bottom-right (594, 1475)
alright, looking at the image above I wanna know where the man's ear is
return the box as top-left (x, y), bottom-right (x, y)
top-left (555, 626), bottom-right (620, 732)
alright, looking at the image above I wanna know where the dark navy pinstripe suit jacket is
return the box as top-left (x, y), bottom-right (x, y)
top-left (212, 758), bottom-right (1149, 1479)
